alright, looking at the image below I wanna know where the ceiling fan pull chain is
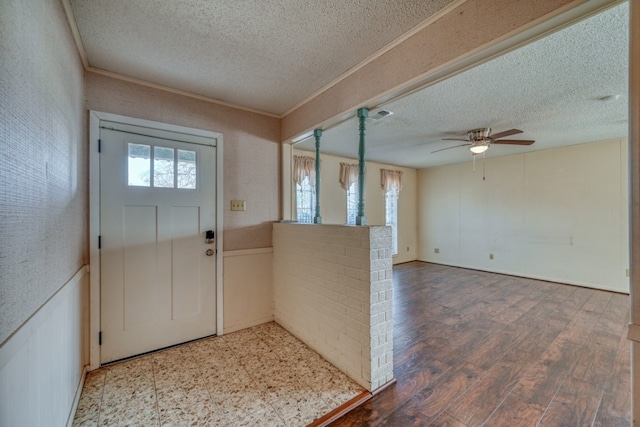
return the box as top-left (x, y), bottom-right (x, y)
top-left (473, 154), bottom-right (476, 172)
top-left (483, 152), bottom-right (486, 181)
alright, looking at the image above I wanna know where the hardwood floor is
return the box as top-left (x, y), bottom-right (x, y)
top-left (329, 262), bottom-right (631, 427)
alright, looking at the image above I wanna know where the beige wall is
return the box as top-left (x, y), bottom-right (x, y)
top-left (85, 72), bottom-right (281, 251)
top-left (0, 0), bottom-right (87, 345)
top-left (418, 138), bottom-right (629, 292)
top-left (293, 149), bottom-right (418, 264)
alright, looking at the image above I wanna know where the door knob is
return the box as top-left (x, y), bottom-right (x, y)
top-left (206, 249), bottom-right (214, 256)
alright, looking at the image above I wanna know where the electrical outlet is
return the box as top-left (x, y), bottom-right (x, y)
top-left (627, 269), bottom-right (630, 277)
top-left (406, 246), bottom-right (410, 252)
top-left (434, 248), bottom-right (440, 254)
top-left (490, 253), bottom-right (494, 260)
top-left (230, 200), bottom-right (246, 211)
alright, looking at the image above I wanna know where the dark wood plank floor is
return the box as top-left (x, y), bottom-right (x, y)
top-left (330, 262), bottom-right (631, 427)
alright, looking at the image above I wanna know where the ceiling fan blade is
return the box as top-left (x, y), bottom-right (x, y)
top-left (492, 139), bottom-right (535, 145)
top-left (431, 143), bottom-right (470, 153)
top-left (489, 129), bottom-right (523, 140)
top-left (442, 138), bottom-right (469, 142)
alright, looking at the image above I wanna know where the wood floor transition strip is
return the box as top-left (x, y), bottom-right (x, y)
top-left (309, 390), bottom-right (373, 427)
top-left (371, 378), bottom-right (397, 396)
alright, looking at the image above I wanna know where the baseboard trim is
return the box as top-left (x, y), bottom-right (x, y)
top-left (223, 316), bottom-right (275, 335)
top-left (416, 260), bottom-right (629, 294)
top-left (66, 365), bottom-right (88, 427)
top-left (309, 390), bottom-right (373, 427)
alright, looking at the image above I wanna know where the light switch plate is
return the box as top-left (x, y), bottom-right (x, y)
top-left (231, 200), bottom-right (246, 211)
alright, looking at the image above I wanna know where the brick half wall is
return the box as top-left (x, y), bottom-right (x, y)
top-left (273, 223), bottom-right (394, 391)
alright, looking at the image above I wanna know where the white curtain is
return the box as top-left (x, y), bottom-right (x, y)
top-left (339, 163), bottom-right (359, 190)
top-left (293, 155), bottom-right (316, 186)
top-left (380, 169), bottom-right (403, 193)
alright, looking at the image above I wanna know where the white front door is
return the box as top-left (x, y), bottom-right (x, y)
top-left (99, 121), bottom-right (217, 364)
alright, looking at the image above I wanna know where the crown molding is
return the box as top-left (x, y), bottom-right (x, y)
top-left (61, 0), bottom-right (88, 69)
top-left (86, 67), bottom-right (280, 118)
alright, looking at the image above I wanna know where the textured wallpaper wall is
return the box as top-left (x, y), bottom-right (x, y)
top-left (0, 0), bottom-right (87, 344)
top-left (85, 72), bottom-right (281, 251)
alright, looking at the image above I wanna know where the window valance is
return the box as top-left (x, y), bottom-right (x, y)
top-left (380, 169), bottom-right (403, 193)
top-left (339, 163), bottom-right (359, 190)
top-left (293, 155), bottom-right (316, 186)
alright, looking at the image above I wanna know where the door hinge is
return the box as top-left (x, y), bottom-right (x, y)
top-left (98, 235), bottom-right (101, 249)
top-left (99, 331), bottom-right (102, 345)
top-left (98, 139), bottom-right (101, 153)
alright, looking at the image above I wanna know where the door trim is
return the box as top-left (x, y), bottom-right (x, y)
top-left (88, 110), bottom-right (224, 370)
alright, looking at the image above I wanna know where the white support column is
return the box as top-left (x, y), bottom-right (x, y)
top-left (281, 143), bottom-right (294, 220)
top-left (630, 0), bottom-right (640, 424)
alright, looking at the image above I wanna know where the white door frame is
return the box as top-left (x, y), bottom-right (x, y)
top-left (88, 110), bottom-right (224, 370)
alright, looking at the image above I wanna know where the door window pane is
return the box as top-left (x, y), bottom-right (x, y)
top-left (154, 146), bottom-right (175, 188)
top-left (128, 144), bottom-right (198, 189)
top-left (177, 149), bottom-right (197, 189)
top-left (128, 143), bottom-right (151, 187)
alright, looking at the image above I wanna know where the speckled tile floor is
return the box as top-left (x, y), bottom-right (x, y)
top-left (72, 322), bottom-right (365, 426)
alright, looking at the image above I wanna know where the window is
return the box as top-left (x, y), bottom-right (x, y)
top-left (293, 155), bottom-right (316, 223)
top-left (128, 143), bottom-right (197, 189)
top-left (339, 162), bottom-right (360, 225)
top-left (385, 188), bottom-right (399, 255)
top-left (296, 176), bottom-right (316, 223)
top-left (347, 181), bottom-right (359, 225)
top-left (381, 169), bottom-right (403, 255)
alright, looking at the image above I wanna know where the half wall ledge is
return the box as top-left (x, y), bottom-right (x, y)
top-left (273, 222), bottom-right (394, 392)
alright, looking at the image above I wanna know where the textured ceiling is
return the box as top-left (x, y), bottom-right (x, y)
top-left (69, 0), bottom-right (455, 115)
top-left (296, 2), bottom-right (629, 169)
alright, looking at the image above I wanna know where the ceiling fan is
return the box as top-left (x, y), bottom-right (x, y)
top-left (432, 128), bottom-right (535, 154)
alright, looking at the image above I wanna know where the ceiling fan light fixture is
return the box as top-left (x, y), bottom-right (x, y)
top-left (469, 142), bottom-right (489, 154)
